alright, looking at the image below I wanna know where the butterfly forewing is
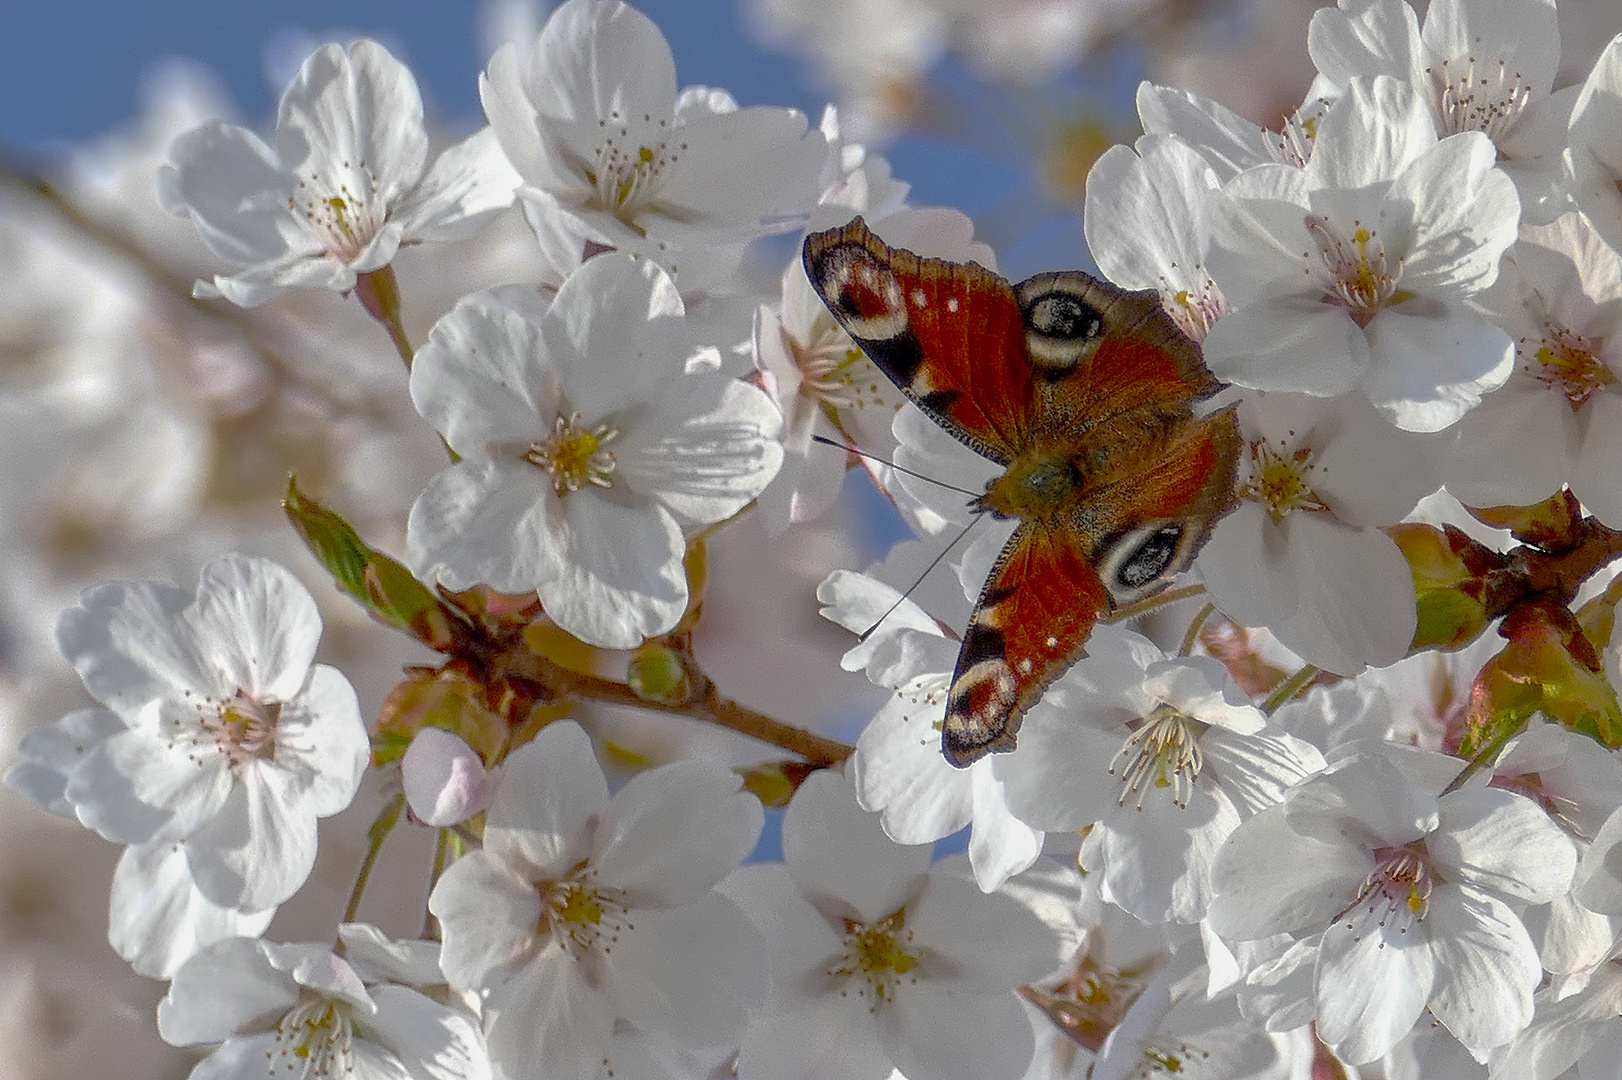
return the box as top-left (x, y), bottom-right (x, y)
top-left (803, 219), bottom-right (1035, 462)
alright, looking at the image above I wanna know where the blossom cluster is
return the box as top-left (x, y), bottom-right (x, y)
top-left (8, 0), bottom-right (1622, 1078)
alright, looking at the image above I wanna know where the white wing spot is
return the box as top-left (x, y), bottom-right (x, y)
top-left (911, 288), bottom-right (927, 308)
top-left (1017, 658), bottom-right (1033, 674)
top-left (947, 297), bottom-right (959, 312)
top-left (1044, 635), bottom-right (1058, 648)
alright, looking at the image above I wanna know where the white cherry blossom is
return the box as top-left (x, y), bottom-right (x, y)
top-left (1209, 742), bottom-right (1577, 1063)
top-left (406, 253), bottom-right (783, 649)
top-left (429, 721), bottom-right (765, 1080)
top-left (157, 929), bottom-right (490, 1080)
top-left (1309, 0), bottom-right (1576, 223)
top-left (995, 628), bottom-right (1324, 925)
top-left (158, 39), bottom-right (519, 307)
top-left (41, 554), bottom-right (369, 914)
top-left (481, 0), bottom-right (827, 291)
top-left (1202, 76), bottom-right (1518, 432)
top-left (1448, 213), bottom-right (1622, 525)
top-left (722, 770), bottom-right (1064, 1080)
top-left (818, 568), bottom-right (1044, 892)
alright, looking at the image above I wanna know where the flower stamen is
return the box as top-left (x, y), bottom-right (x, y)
top-left (527, 413), bottom-right (620, 496)
top-left (1305, 215), bottom-right (1404, 325)
top-left (271, 993), bottom-right (354, 1078)
top-left (1241, 438), bottom-right (1330, 523)
top-left (1429, 55), bottom-right (1531, 141)
top-left (199, 691), bottom-right (281, 766)
top-left (1335, 844), bottom-right (1436, 936)
top-left (1531, 325), bottom-right (1616, 410)
top-left (1109, 703), bottom-right (1206, 810)
top-left (830, 909), bottom-right (920, 1009)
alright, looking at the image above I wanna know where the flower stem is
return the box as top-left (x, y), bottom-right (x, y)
top-left (1105, 583), bottom-right (1207, 624)
top-left (355, 266), bottom-right (414, 370)
top-left (343, 792), bottom-right (404, 925)
top-left (1262, 662), bottom-right (1321, 714)
top-left (1179, 602), bottom-right (1216, 656)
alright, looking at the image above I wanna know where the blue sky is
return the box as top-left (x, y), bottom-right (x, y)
top-left (1, 0), bottom-right (1106, 276)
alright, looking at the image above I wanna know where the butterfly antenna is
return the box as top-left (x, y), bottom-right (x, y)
top-left (811, 434), bottom-right (980, 498)
top-left (858, 516), bottom-right (981, 641)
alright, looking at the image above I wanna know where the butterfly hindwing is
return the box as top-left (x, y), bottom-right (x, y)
top-left (803, 218), bottom-right (1035, 462)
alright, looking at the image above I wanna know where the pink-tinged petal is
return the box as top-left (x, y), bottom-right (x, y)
top-left (156, 121), bottom-right (292, 266)
top-left (784, 771), bottom-right (929, 925)
top-left (275, 41), bottom-right (427, 208)
top-left (907, 858), bottom-right (1062, 993)
top-left (114, 844), bottom-right (275, 981)
top-left (616, 373), bottom-right (783, 525)
top-left (888, 980), bottom-right (1036, 1080)
top-left (592, 760), bottom-right (761, 905)
top-left (365, 984), bottom-right (493, 1080)
top-left (1202, 295), bottom-right (1369, 395)
top-left (186, 765), bottom-right (319, 911)
top-left (1208, 805), bottom-right (1368, 940)
top-left (484, 722), bottom-right (606, 877)
top-left (182, 556), bottom-right (321, 702)
top-left (1432, 786), bottom-right (1575, 904)
top-left (405, 458), bottom-right (567, 595)
top-left (738, 996), bottom-right (893, 1080)
top-left (393, 125), bottom-right (520, 243)
top-left (1573, 391), bottom-right (1622, 528)
top-left (157, 937), bottom-right (290, 1045)
top-left (402, 727), bottom-right (494, 827)
top-left (1425, 884), bottom-right (1540, 1050)
top-left (409, 291), bottom-right (560, 456)
top-left (1270, 513), bottom-right (1417, 675)
top-left (540, 491), bottom-right (687, 648)
top-left (1315, 911), bottom-right (1435, 1063)
top-left (429, 850), bottom-right (545, 990)
top-left (605, 893), bottom-right (765, 1049)
top-left (484, 943), bottom-right (613, 1080)
top-left (57, 578), bottom-right (216, 715)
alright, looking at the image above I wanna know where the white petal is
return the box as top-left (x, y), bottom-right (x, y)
top-left (592, 760), bottom-right (762, 906)
top-left (889, 980), bottom-right (1037, 1080)
top-left (1315, 911), bottom-right (1435, 1063)
top-left (393, 125), bottom-right (520, 243)
top-left (185, 765), bottom-right (319, 911)
top-left (1134, 82), bottom-right (1275, 180)
top-left (784, 771), bottom-right (929, 925)
top-left (182, 555), bottom-right (321, 701)
top-left (1308, 0), bottom-right (1424, 88)
top-left (606, 893), bottom-right (765, 1049)
top-left (1433, 786), bottom-right (1576, 904)
top-left (57, 578), bottom-right (218, 715)
top-left (1573, 391), bottom-right (1622, 528)
top-left (1396, 134), bottom-right (1519, 295)
top-left (429, 850), bottom-right (544, 991)
top-left (407, 458), bottom-right (566, 595)
top-left (1270, 513), bottom-right (1417, 676)
top-left (1201, 295), bottom-right (1369, 395)
top-left (365, 985), bottom-right (491, 1080)
top-left (1306, 76), bottom-right (1436, 191)
top-left (906, 858), bottom-right (1062, 993)
top-left (484, 943), bottom-right (613, 1080)
top-left (484, 722), bottom-right (606, 876)
top-left (738, 995), bottom-right (893, 1080)
top-left (156, 121), bottom-right (293, 266)
top-left (157, 937), bottom-right (290, 1045)
top-left (113, 843), bottom-right (276, 980)
top-left (1197, 501), bottom-right (1301, 629)
top-left (5, 707), bottom-right (126, 819)
top-left (1425, 884), bottom-right (1540, 1051)
top-left (616, 373), bottom-right (783, 524)
top-left (1208, 805), bottom-right (1368, 940)
top-left (70, 725), bottom-right (227, 844)
top-left (273, 664), bottom-right (368, 817)
top-left (538, 491), bottom-right (687, 648)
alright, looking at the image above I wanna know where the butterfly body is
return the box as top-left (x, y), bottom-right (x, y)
top-left (804, 217), bottom-right (1240, 766)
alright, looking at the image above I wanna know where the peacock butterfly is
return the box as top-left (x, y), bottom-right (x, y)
top-left (803, 216), bottom-right (1241, 767)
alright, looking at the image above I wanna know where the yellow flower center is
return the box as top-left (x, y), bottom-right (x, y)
top-left (1306, 215), bottom-right (1405, 325)
top-left (1241, 438), bottom-right (1330, 523)
top-left (527, 413), bottom-right (619, 496)
top-left (583, 110), bottom-right (687, 231)
top-left (272, 994), bottom-right (354, 1077)
top-left (831, 909), bottom-right (921, 1008)
top-left (542, 868), bottom-right (632, 959)
top-left (189, 689), bottom-right (280, 766)
top-left (1533, 326), bottom-right (1616, 410)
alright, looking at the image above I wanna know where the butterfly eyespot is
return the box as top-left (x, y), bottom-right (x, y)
top-left (1097, 522), bottom-right (1190, 606)
top-left (1019, 287), bottom-right (1105, 370)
